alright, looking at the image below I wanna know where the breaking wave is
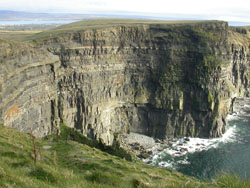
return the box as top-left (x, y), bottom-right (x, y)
top-left (144, 98), bottom-right (250, 179)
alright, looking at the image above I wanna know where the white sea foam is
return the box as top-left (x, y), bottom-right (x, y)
top-left (149, 124), bottom-right (239, 169)
top-left (147, 98), bottom-right (250, 172)
top-left (243, 104), bottom-right (250, 108)
top-left (177, 157), bottom-right (190, 165)
top-left (159, 161), bottom-right (176, 169)
top-left (148, 98), bottom-right (250, 169)
top-left (226, 114), bottom-right (240, 121)
top-left (171, 125), bottom-right (238, 155)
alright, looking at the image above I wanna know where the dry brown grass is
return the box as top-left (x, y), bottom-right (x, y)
top-left (0, 30), bottom-right (41, 41)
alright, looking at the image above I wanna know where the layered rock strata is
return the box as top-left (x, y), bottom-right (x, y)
top-left (0, 21), bottom-right (249, 145)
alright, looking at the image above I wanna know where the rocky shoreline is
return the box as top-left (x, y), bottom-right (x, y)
top-left (120, 132), bottom-right (181, 162)
top-left (120, 118), bottom-right (239, 169)
top-left (120, 131), bottom-right (225, 166)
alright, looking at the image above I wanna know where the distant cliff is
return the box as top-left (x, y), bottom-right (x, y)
top-left (0, 20), bottom-right (249, 145)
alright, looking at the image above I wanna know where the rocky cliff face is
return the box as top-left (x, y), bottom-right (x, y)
top-left (0, 21), bottom-right (250, 145)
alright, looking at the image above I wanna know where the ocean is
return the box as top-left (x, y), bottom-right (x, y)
top-left (0, 20), bottom-right (78, 25)
top-left (145, 98), bottom-right (250, 180)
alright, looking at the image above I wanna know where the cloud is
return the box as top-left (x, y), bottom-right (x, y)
top-left (0, 0), bottom-right (107, 12)
top-left (0, 0), bottom-right (250, 22)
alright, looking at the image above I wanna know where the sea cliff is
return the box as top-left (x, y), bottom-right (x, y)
top-left (0, 20), bottom-right (249, 145)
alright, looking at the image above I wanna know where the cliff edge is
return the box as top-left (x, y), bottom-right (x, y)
top-left (0, 20), bottom-right (249, 145)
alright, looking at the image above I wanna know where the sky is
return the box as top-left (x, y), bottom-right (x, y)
top-left (0, 0), bottom-right (250, 23)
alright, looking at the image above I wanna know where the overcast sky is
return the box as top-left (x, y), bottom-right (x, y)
top-left (1, 0), bottom-right (250, 23)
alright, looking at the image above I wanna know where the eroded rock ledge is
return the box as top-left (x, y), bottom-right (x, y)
top-left (0, 21), bottom-right (250, 145)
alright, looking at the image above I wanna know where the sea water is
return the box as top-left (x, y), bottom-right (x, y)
top-left (0, 20), bottom-right (78, 25)
top-left (146, 98), bottom-right (250, 180)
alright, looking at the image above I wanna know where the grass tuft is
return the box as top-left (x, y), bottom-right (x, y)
top-left (29, 166), bottom-right (57, 184)
top-left (214, 174), bottom-right (250, 188)
top-left (85, 170), bottom-right (121, 186)
top-left (1, 151), bottom-right (19, 158)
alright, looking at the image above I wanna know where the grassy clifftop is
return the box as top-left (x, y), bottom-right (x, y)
top-left (0, 124), bottom-right (250, 188)
top-left (27, 19), bottom-right (226, 42)
top-left (0, 19), bottom-right (228, 45)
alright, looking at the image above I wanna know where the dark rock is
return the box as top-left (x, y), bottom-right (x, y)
top-left (138, 153), bottom-right (150, 159)
top-left (147, 150), bottom-right (153, 155)
top-left (175, 152), bottom-right (182, 155)
top-left (180, 148), bottom-right (188, 152)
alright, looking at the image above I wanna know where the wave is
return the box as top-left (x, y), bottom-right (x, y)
top-left (226, 114), bottom-right (240, 121)
top-left (146, 98), bottom-right (250, 170)
top-left (170, 125), bottom-right (238, 156)
top-left (144, 97), bottom-right (250, 180)
top-left (146, 123), bottom-right (239, 169)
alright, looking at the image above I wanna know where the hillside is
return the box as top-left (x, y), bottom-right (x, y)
top-left (1, 124), bottom-right (250, 188)
top-left (0, 19), bottom-right (217, 42)
top-left (27, 19), bottom-right (222, 42)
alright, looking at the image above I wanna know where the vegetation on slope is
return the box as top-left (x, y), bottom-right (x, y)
top-left (0, 30), bottom-right (41, 42)
top-left (0, 24), bottom-right (62, 42)
top-left (0, 124), bottom-right (250, 188)
top-left (59, 124), bottom-right (133, 161)
top-left (228, 26), bottom-right (250, 48)
top-left (27, 19), bottom-right (225, 43)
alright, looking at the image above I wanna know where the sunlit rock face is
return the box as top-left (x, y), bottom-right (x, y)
top-left (0, 21), bottom-right (249, 145)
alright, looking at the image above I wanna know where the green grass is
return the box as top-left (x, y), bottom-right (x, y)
top-left (46, 19), bottom-right (218, 31)
top-left (58, 123), bottom-right (133, 161)
top-left (0, 19), bottom-right (226, 47)
top-left (214, 174), bottom-right (250, 188)
top-left (27, 19), bottom-right (225, 42)
top-left (0, 124), bottom-right (250, 187)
